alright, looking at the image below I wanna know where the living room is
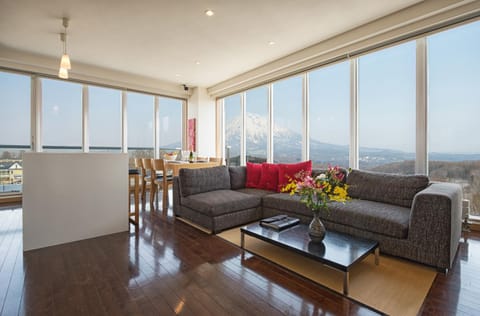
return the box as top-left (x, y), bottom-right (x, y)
top-left (1, 0), bottom-right (480, 315)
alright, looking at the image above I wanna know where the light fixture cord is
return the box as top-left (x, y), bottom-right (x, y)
top-left (64, 26), bottom-right (67, 54)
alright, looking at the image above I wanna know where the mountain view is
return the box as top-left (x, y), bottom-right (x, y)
top-left (226, 113), bottom-right (480, 216)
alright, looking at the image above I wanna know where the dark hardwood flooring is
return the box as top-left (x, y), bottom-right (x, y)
top-left (0, 199), bottom-right (479, 315)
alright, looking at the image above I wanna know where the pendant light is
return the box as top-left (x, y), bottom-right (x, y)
top-left (58, 17), bottom-right (71, 79)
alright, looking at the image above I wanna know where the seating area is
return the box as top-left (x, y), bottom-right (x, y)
top-left (173, 163), bottom-right (463, 271)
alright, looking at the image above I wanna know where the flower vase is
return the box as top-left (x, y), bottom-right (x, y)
top-left (308, 211), bottom-right (326, 242)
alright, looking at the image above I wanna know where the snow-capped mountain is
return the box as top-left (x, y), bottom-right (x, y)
top-left (226, 113), bottom-right (348, 163)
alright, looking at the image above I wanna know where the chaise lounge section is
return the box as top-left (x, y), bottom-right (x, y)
top-left (173, 165), bottom-right (462, 271)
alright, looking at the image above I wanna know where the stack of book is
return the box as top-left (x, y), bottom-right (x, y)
top-left (260, 215), bottom-right (300, 231)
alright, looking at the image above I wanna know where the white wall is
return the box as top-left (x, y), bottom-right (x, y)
top-left (188, 87), bottom-right (217, 157)
top-left (23, 153), bottom-right (128, 251)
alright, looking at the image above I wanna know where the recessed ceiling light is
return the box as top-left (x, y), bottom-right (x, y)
top-left (195, 61), bottom-right (200, 65)
top-left (268, 41), bottom-right (276, 46)
top-left (205, 10), bottom-right (214, 17)
top-left (175, 74), bottom-right (181, 77)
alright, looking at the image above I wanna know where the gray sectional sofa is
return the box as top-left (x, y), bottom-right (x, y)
top-left (173, 165), bottom-right (463, 271)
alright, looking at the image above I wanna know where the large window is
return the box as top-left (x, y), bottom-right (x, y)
top-left (224, 94), bottom-right (242, 166)
top-left (89, 86), bottom-right (121, 152)
top-left (358, 41), bottom-right (416, 173)
top-left (42, 78), bottom-right (83, 151)
top-left (273, 76), bottom-right (303, 163)
top-left (0, 72), bottom-right (30, 193)
top-left (428, 21), bottom-right (480, 217)
top-left (158, 97), bottom-right (183, 157)
top-left (245, 86), bottom-right (268, 163)
top-left (127, 92), bottom-right (154, 159)
top-left (309, 61), bottom-right (350, 168)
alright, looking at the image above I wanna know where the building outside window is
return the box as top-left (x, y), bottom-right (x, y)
top-left (0, 72), bottom-right (30, 194)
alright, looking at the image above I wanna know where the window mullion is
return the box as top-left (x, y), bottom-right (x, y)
top-left (349, 58), bottom-right (358, 169)
top-left (415, 38), bottom-right (428, 175)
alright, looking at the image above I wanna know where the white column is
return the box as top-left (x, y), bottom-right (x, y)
top-left (303, 73), bottom-right (309, 161)
top-left (349, 58), bottom-right (359, 169)
top-left (268, 84), bottom-right (274, 163)
top-left (82, 85), bottom-right (89, 152)
top-left (154, 96), bottom-right (160, 158)
top-left (121, 91), bottom-right (128, 153)
top-left (416, 38), bottom-right (428, 175)
top-left (215, 98), bottom-right (223, 159)
top-left (240, 92), bottom-right (246, 165)
top-left (31, 76), bottom-right (42, 152)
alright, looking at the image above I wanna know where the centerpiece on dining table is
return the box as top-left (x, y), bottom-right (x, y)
top-left (282, 165), bottom-right (349, 242)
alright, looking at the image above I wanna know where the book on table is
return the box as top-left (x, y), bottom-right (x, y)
top-left (260, 215), bottom-right (300, 231)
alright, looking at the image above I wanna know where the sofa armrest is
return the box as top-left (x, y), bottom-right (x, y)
top-left (409, 182), bottom-right (463, 269)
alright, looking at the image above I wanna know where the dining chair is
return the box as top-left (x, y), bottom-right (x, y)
top-left (135, 158), bottom-right (147, 208)
top-left (152, 159), bottom-right (174, 210)
top-left (128, 167), bottom-right (140, 226)
top-left (141, 158), bottom-right (157, 211)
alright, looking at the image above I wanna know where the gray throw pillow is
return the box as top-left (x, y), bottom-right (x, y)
top-left (347, 169), bottom-right (429, 208)
top-left (229, 166), bottom-right (246, 190)
top-left (179, 166), bottom-right (231, 197)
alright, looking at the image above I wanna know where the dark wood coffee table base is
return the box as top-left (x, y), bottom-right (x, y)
top-left (241, 223), bottom-right (379, 295)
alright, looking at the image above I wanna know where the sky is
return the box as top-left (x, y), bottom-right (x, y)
top-left (225, 19), bottom-right (480, 155)
top-left (1, 20), bottom-right (479, 154)
top-left (0, 75), bottom-right (182, 149)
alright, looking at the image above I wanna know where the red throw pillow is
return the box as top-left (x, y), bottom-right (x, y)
top-left (245, 162), bottom-right (262, 188)
top-left (277, 160), bottom-right (313, 192)
top-left (258, 163), bottom-right (279, 191)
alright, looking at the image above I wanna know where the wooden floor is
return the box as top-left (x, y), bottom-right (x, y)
top-left (0, 202), bottom-right (479, 316)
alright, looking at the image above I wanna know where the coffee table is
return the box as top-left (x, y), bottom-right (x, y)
top-left (240, 223), bottom-right (379, 295)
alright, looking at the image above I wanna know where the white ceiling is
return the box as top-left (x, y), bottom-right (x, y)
top-left (0, 0), bottom-right (421, 88)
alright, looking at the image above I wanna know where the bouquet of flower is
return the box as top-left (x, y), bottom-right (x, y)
top-left (282, 165), bottom-right (349, 213)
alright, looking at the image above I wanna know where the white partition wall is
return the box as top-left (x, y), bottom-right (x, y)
top-left (23, 153), bottom-right (128, 251)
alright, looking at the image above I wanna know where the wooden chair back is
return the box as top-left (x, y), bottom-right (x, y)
top-left (152, 159), bottom-right (173, 210)
top-left (209, 157), bottom-right (223, 165)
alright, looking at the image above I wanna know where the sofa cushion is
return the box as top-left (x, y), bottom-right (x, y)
top-left (258, 163), bottom-right (279, 191)
top-left (263, 193), bottom-right (311, 214)
top-left (181, 190), bottom-right (261, 216)
top-left (235, 188), bottom-right (277, 198)
top-left (326, 199), bottom-right (411, 238)
top-left (347, 169), bottom-right (429, 208)
top-left (262, 193), bottom-right (410, 238)
top-left (179, 166), bottom-right (231, 197)
top-left (229, 166), bottom-right (246, 190)
top-left (277, 160), bottom-right (312, 192)
top-left (246, 162), bottom-right (262, 188)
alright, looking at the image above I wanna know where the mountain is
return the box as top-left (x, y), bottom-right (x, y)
top-left (225, 113), bottom-right (480, 167)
